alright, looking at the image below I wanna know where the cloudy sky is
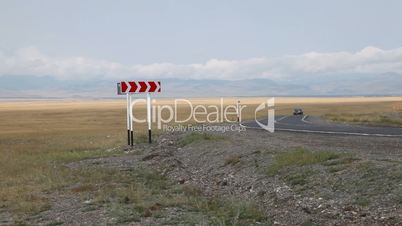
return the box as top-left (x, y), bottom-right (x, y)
top-left (1, 0), bottom-right (402, 97)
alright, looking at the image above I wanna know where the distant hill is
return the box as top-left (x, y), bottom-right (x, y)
top-left (1, 73), bottom-right (402, 98)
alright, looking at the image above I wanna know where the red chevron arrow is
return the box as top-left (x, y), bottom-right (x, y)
top-left (148, 81), bottom-right (158, 92)
top-left (129, 81), bottom-right (138, 92)
top-left (121, 81), bottom-right (128, 92)
top-left (139, 81), bottom-right (148, 92)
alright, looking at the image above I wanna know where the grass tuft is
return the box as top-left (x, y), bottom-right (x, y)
top-left (284, 169), bottom-right (316, 186)
top-left (178, 132), bottom-right (225, 147)
top-left (183, 195), bottom-right (268, 225)
top-left (267, 148), bottom-right (341, 175)
top-left (354, 196), bottom-right (370, 207)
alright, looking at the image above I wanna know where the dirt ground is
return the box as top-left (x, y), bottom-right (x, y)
top-left (13, 126), bottom-right (401, 226)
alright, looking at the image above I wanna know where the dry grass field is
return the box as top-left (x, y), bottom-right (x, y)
top-left (0, 97), bottom-right (401, 223)
top-left (0, 100), bottom-right (126, 218)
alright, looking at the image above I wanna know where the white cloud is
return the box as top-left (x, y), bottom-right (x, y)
top-left (1, 46), bottom-right (402, 80)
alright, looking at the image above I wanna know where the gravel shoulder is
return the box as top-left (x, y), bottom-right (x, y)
top-left (17, 126), bottom-right (402, 225)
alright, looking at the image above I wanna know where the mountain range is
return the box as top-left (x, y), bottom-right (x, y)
top-left (0, 73), bottom-right (401, 99)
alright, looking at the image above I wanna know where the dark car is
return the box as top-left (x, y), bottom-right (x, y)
top-left (293, 108), bottom-right (304, 115)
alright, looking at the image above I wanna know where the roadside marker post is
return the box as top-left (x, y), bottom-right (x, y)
top-left (236, 100), bottom-right (240, 123)
top-left (236, 100), bottom-right (243, 124)
top-left (117, 81), bottom-right (161, 145)
top-left (147, 93), bottom-right (152, 143)
top-left (129, 94), bottom-right (134, 146)
top-left (119, 82), bottom-right (132, 146)
top-left (126, 93), bottom-right (131, 145)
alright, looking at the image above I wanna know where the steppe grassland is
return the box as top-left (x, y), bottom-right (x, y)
top-left (0, 96), bottom-right (401, 216)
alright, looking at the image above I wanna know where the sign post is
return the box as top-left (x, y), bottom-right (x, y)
top-left (236, 99), bottom-right (242, 123)
top-left (129, 94), bottom-right (134, 146)
top-left (126, 93), bottom-right (131, 145)
top-left (147, 93), bottom-right (152, 143)
top-left (117, 81), bottom-right (161, 146)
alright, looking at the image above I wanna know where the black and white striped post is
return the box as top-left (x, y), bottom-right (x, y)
top-left (129, 94), bottom-right (134, 146)
top-left (236, 99), bottom-right (241, 123)
top-left (146, 93), bottom-right (152, 143)
top-left (126, 93), bottom-right (131, 145)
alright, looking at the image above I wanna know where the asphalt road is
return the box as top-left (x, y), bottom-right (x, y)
top-left (242, 115), bottom-right (402, 137)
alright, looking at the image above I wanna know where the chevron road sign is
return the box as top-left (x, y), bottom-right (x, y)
top-left (118, 81), bottom-right (161, 94)
top-left (117, 81), bottom-right (161, 146)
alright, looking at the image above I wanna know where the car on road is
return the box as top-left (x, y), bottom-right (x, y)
top-left (293, 108), bottom-right (304, 115)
